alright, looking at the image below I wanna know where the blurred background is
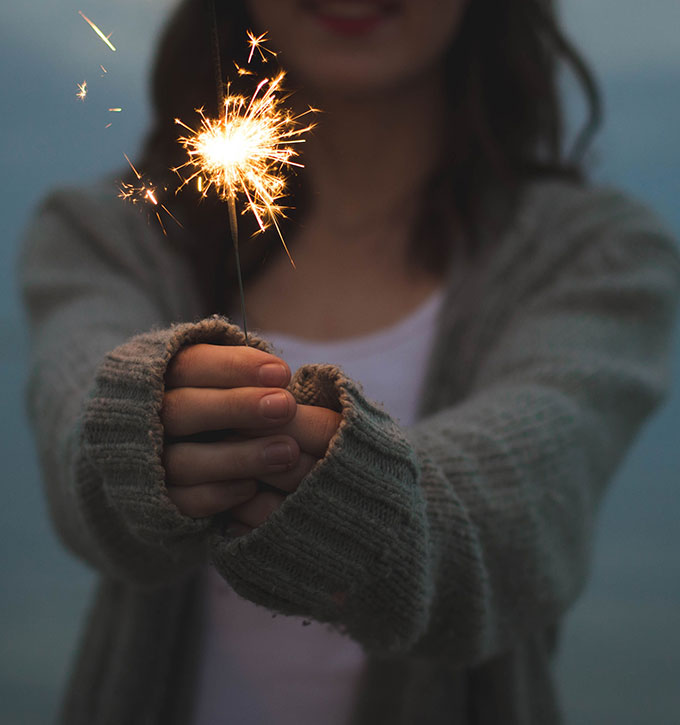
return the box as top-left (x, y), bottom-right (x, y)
top-left (1, 1), bottom-right (678, 723)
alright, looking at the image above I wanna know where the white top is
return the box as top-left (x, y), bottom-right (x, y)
top-left (192, 287), bottom-right (445, 725)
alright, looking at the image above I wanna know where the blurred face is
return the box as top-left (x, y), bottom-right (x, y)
top-left (245, 0), bottom-right (469, 96)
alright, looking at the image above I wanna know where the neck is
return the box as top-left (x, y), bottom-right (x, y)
top-left (296, 75), bottom-right (447, 244)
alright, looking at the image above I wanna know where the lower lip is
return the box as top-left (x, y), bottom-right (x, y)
top-left (306, 3), bottom-right (395, 37)
top-left (315, 13), bottom-right (387, 36)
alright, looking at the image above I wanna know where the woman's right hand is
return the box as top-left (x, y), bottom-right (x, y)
top-left (160, 343), bottom-right (303, 518)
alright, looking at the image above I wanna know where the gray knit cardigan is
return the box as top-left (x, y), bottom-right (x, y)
top-left (20, 178), bottom-right (680, 724)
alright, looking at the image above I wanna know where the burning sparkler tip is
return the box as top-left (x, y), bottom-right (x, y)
top-left (174, 62), bottom-right (314, 269)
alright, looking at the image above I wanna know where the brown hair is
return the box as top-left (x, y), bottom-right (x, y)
top-left (137, 0), bottom-right (601, 314)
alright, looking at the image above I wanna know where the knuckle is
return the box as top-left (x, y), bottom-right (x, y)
top-left (208, 482), bottom-right (256, 516)
top-left (166, 345), bottom-right (196, 385)
top-left (227, 480), bottom-right (258, 502)
top-left (161, 443), bottom-right (183, 484)
top-left (228, 441), bottom-right (256, 475)
top-left (160, 388), bottom-right (185, 432)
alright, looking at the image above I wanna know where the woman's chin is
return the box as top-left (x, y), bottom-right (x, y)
top-left (287, 59), bottom-right (425, 101)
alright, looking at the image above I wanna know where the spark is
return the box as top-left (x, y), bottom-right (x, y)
top-left (174, 71), bottom-right (315, 266)
top-left (100, 65), bottom-right (107, 73)
top-left (108, 108), bottom-right (122, 112)
top-left (78, 10), bottom-right (116, 52)
top-left (76, 80), bottom-right (88, 101)
top-left (105, 123), bottom-right (113, 129)
top-left (119, 154), bottom-right (182, 235)
top-left (246, 30), bottom-right (277, 64)
top-left (234, 62), bottom-right (255, 77)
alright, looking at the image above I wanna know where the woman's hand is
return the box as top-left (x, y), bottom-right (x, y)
top-left (161, 344), bottom-right (340, 533)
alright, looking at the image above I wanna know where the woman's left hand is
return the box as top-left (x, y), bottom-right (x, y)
top-left (227, 403), bottom-right (341, 536)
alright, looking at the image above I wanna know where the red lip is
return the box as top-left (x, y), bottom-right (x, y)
top-left (316, 14), bottom-right (385, 36)
top-left (303, 1), bottom-right (398, 37)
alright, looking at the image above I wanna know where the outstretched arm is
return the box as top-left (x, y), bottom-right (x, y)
top-left (209, 188), bottom-right (680, 662)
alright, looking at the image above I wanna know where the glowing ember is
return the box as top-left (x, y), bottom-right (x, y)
top-left (174, 71), bottom-right (315, 265)
top-left (119, 154), bottom-right (182, 235)
top-left (76, 80), bottom-right (88, 101)
top-left (246, 30), bottom-right (277, 64)
top-left (78, 10), bottom-right (116, 52)
top-left (108, 108), bottom-right (122, 112)
top-left (234, 63), bottom-right (255, 77)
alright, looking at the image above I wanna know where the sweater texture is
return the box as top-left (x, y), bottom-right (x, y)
top-left (20, 177), bottom-right (680, 724)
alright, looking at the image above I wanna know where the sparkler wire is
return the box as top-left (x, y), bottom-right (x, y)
top-left (204, 0), bottom-right (249, 343)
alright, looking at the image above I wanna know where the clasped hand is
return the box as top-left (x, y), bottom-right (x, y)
top-left (161, 344), bottom-right (341, 536)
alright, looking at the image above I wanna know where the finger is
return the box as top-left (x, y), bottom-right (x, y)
top-left (258, 452), bottom-right (318, 493)
top-left (243, 404), bottom-right (342, 458)
top-left (162, 387), bottom-right (296, 437)
top-left (163, 435), bottom-right (300, 486)
top-left (167, 479), bottom-right (257, 518)
top-left (230, 490), bottom-right (286, 529)
top-left (165, 343), bottom-right (291, 389)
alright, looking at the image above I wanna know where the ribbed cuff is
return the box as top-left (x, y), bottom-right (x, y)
top-left (80, 316), bottom-right (268, 555)
top-left (211, 364), bottom-right (430, 653)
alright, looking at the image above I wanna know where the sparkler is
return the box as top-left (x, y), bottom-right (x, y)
top-left (175, 1), bottom-right (316, 343)
top-left (78, 11), bottom-right (116, 52)
top-left (174, 72), bottom-right (314, 263)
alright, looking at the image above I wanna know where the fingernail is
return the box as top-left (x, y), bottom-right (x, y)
top-left (259, 363), bottom-right (288, 387)
top-left (260, 392), bottom-right (291, 420)
top-left (264, 441), bottom-right (294, 466)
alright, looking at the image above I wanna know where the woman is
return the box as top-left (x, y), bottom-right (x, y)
top-left (20, 0), bottom-right (680, 723)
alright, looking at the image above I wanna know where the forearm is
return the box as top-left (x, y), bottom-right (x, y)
top-left (209, 203), bottom-right (680, 659)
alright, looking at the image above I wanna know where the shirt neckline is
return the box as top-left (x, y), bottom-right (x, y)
top-left (256, 286), bottom-right (446, 358)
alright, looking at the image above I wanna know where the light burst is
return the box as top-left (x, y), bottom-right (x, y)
top-left (174, 71), bottom-right (315, 266)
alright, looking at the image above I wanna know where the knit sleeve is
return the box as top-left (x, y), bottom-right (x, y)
top-left (19, 187), bottom-right (235, 584)
top-left (209, 188), bottom-right (680, 661)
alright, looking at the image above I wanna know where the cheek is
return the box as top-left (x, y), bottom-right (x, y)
top-left (244, 0), bottom-right (470, 96)
top-left (246, 0), bottom-right (296, 39)
top-left (402, 0), bottom-right (469, 72)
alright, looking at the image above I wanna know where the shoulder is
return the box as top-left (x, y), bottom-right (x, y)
top-left (487, 178), bottom-right (680, 292)
top-left (21, 176), bottom-right (180, 278)
top-left (26, 176), bottom-right (153, 242)
top-left (519, 178), bottom-right (678, 252)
